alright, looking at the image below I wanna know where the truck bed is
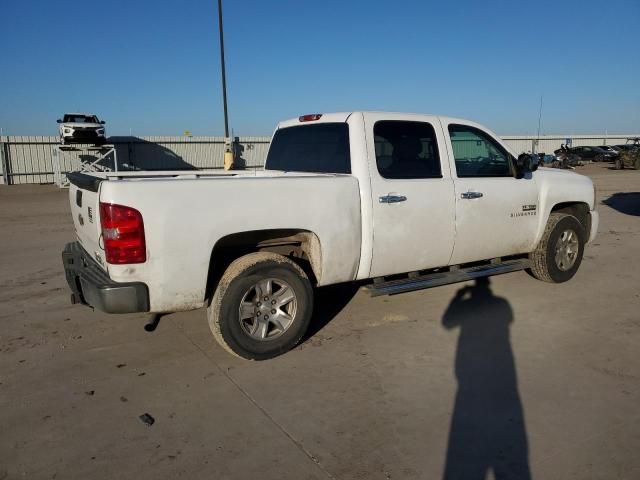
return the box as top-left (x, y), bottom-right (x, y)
top-left (69, 170), bottom-right (363, 312)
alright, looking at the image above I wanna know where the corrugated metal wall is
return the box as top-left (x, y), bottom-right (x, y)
top-left (0, 133), bottom-right (637, 185)
top-left (501, 135), bottom-right (637, 155)
top-left (0, 136), bottom-right (270, 185)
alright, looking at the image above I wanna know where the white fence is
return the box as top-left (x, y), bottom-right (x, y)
top-left (1, 133), bottom-right (638, 185)
top-left (501, 134), bottom-right (638, 157)
top-left (0, 136), bottom-right (270, 185)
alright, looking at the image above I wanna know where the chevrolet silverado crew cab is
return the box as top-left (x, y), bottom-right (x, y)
top-left (62, 112), bottom-right (598, 359)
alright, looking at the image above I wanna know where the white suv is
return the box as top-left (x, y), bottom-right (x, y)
top-left (57, 113), bottom-right (106, 145)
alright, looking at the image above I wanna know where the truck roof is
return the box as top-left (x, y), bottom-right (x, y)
top-left (277, 111), bottom-right (474, 130)
top-left (275, 111), bottom-right (515, 158)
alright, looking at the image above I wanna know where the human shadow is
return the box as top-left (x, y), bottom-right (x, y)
top-left (232, 136), bottom-right (247, 169)
top-left (602, 192), bottom-right (640, 216)
top-left (442, 277), bottom-right (531, 480)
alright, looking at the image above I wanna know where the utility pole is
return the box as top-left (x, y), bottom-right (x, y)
top-left (217, 0), bottom-right (234, 169)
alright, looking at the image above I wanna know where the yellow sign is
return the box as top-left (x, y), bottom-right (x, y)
top-left (184, 130), bottom-right (192, 137)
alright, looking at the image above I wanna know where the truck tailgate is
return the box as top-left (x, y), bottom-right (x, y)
top-left (67, 173), bottom-right (106, 269)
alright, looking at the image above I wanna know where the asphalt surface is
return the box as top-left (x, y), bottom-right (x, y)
top-left (1, 163), bottom-right (639, 480)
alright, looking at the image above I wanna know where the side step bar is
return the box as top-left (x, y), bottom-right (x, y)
top-left (364, 258), bottom-right (531, 297)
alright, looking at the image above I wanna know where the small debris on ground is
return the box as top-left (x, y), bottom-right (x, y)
top-left (139, 413), bottom-right (155, 426)
top-left (116, 363), bottom-right (126, 368)
top-left (85, 390), bottom-right (95, 396)
top-left (119, 396), bottom-right (128, 402)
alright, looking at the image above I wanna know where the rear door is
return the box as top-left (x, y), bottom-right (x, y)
top-left (365, 114), bottom-right (456, 277)
top-left (443, 121), bottom-right (539, 264)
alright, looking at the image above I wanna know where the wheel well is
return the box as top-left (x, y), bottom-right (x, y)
top-left (550, 202), bottom-right (590, 233)
top-left (204, 229), bottom-right (322, 303)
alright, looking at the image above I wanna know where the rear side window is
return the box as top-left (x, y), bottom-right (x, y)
top-left (266, 123), bottom-right (350, 174)
top-left (374, 121), bottom-right (442, 179)
top-left (448, 124), bottom-right (512, 177)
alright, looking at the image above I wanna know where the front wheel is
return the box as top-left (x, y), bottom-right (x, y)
top-left (528, 213), bottom-right (585, 283)
top-left (614, 158), bottom-right (624, 170)
top-left (208, 252), bottom-right (313, 360)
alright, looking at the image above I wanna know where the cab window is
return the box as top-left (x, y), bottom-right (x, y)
top-left (448, 124), bottom-right (513, 177)
top-left (266, 123), bottom-right (351, 174)
top-left (374, 121), bottom-right (442, 179)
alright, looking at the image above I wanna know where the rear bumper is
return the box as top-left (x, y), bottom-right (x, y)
top-left (62, 242), bottom-right (149, 314)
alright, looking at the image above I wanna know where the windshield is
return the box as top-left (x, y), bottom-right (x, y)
top-left (265, 123), bottom-right (351, 174)
top-left (63, 115), bottom-right (100, 123)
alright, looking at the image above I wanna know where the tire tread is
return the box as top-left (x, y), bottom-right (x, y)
top-left (208, 252), bottom-right (309, 359)
top-left (529, 212), bottom-right (574, 283)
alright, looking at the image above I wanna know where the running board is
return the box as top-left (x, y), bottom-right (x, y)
top-left (364, 259), bottom-right (531, 297)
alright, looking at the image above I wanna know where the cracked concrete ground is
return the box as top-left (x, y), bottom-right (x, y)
top-left (1, 163), bottom-right (638, 479)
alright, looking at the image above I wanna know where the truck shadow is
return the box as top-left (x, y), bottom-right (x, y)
top-left (302, 283), bottom-right (361, 342)
top-left (108, 136), bottom-right (197, 171)
top-left (602, 192), bottom-right (640, 216)
top-left (441, 278), bottom-right (531, 480)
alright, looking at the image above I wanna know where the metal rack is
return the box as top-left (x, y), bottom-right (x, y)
top-left (52, 144), bottom-right (118, 188)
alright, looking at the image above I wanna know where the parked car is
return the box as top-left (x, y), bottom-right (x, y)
top-left (57, 113), bottom-right (106, 145)
top-left (564, 146), bottom-right (616, 162)
top-left (62, 112), bottom-right (598, 359)
top-left (598, 146), bottom-right (620, 158)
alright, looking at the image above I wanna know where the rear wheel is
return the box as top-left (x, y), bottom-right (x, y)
top-left (208, 252), bottom-right (313, 360)
top-left (528, 213), bottom-right (585, 283)
top-left (634, 158), bottom-right (640, 170)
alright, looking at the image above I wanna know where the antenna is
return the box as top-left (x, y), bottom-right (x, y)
top-left (536, 95), bottom-right (543, 148)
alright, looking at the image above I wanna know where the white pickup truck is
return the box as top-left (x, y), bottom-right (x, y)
top-left (62, 112), bottom-right (598, 359)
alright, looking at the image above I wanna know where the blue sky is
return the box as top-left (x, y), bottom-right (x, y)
top-left (1, 0), bottom-right (638, 136)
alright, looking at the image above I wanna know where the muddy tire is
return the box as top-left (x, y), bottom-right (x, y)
top-left (208, 252), bottom-right (313, 360)
top-left (614, 158), bottom-right (624, 170)
top-left (634, 158), bottom-right (640, 170)
top-left (528, 213), bottom-right (585, 283)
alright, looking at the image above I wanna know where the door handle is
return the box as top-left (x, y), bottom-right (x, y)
top-left (461, 191), bottom-right (483, 199)
top-left (379, 194), bottom-right (407, 204)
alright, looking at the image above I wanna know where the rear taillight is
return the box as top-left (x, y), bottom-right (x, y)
top-left (99, 202), bottom-right (146, 264)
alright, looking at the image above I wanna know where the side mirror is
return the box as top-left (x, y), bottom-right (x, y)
top-left (56, 119), bottom-right (62, 123)
top-left (515, 153), bottom-right (538, 178)
top-left (100, 120), bottom-right (106, 124)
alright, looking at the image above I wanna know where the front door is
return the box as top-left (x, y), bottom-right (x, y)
top-left (366, 114), bottom-right (456, 278)
top-left (444, 122), bottom-right (539, 264)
